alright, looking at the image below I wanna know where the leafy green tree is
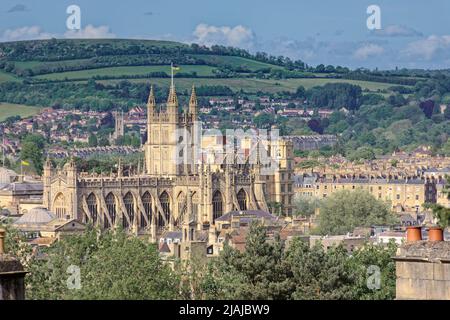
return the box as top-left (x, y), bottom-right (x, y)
top-left (347, 146), bottom-right (376, 161)
top-left (20, 134), bottom-right (46, 175)
top-left (88, 134), bottom-right (98, 147)
top-left (0, 222), bottom-right (33, 268)
top-left (315, 189), bottom-right (397, 235)
top-left (26, 227), bottom-right (178, 300)
top-left (207, 222), bottom-right (292, 300)
top-left (293, 194), bottom-right (320, 217)
top-left (285, 239), bottom-right (356, 299)
top-left (424, 177), bottom-right (450, 228)
top-left (348, 241), bottom-right (397, 300)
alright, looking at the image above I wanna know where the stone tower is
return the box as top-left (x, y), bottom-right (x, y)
top-left (113, 110), bottom-right (124, 141)
top-left (145, 83), bottom-right (198, 177)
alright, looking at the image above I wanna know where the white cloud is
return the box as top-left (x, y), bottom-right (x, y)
top-left (0, 26), bottom-right (54, 42)
top-left (192, 23), bottom-right (255, 49)
top-left (353, 44), bottom-right (384, 60)
top-left (0, 25), bottom-right (116, 43)
top-left (372, 25), bottom-right (423, 37)
top-left (64, 25), bottom-right (116, 39)
top-left (403, 35), bottom-right (450, 60)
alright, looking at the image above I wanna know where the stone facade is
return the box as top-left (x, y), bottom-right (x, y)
top-left (395, 241), bottom-right (450, 300)
top-left (43, 82), bottom-right (294, 242)
top-left (294, 175), bottom-right (439, 212)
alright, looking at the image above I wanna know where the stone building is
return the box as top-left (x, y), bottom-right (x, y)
top-left (0, 168), bottom-right (43, 216)
top-left (43, 81), bottom-right (294, 242)
top-left (294, 174), bottom-right (439, 212)
top-left (395, 240), bottom-right (450, 299)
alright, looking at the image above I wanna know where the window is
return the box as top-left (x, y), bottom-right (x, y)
top-left (212, 191), bottom-right (223, 223)
top-left (54, 193), bottom-right (67, 219)
top-left (142, 192), bottom-right (152, 228)
top-left (237, 189), bottom-right (247, 211)
top-left (123, 192), bottom-right (135, 229)
top-left (86, 193), bottom-right (98, 225)
top-left (105, 193), bottom-right (116, 228)
top-left (159, 191), bottom-right (170, 228)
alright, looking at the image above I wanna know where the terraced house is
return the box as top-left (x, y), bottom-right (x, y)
top-left (294, 174), bottom-right (443, 212)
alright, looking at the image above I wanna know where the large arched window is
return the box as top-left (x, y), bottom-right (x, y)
top-left (53, 193), bottom-right (67, 219)
top-left (86, 193), bottom-right (98, 225)
top-left (105, 193), bottom-right (116, 228)
top-left (141, 192), bottom-right (152, 228)
top-left (159, 191), bottom-right (170, 228)
top-left (212, 191), bottom-right (223, 223)
top-left (123, 192), bottom-right (135, 229)
top-left (237, 189), bottom-right (247, 211)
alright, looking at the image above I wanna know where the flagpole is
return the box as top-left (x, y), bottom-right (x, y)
top-left (171, 62), bottom-right (174, 88)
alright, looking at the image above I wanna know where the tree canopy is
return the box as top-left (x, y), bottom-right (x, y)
top-left (315, 189), bottom-right (397, 235)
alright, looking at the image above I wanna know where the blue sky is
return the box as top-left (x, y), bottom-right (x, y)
top-left (1, 0), bottom-right (450, 69)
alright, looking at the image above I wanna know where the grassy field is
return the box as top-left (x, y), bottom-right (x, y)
top-left (0, 103), bottom-right (41, 121)
top-left (97, 77), bottom-right (397, 93)
top-left (0, 70), bottom-right (19, 83)
top-left (34, 65), bottom-right (217, 80)
top-left (14, 58), bottom-right (92, 71)
top-left (191, 54), bottom-right (284, 71)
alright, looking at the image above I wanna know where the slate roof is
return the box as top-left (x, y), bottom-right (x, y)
top-left (215, 210), bottom-right (277, 223)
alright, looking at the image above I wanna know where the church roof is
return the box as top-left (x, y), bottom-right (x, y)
top-left (0, 182), bottom-right (43, 192)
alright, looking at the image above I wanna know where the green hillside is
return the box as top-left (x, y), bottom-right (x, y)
top-left (97, 77), bottom-right (394, 93)
top-left (33, 65), bottom-right (217, 81)
top-left (0, 38), bottom-right (422, 113)
top-left (0, 70), bottom-right (19, 83)
top-left (0, 103), bottom-right (41, 121)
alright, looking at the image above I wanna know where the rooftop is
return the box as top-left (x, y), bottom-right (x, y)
top-left (396, 241), bottom-right (450, 262)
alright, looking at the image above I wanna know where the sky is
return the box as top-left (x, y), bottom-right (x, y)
top-left (0, 0), bottom-right (450, 70)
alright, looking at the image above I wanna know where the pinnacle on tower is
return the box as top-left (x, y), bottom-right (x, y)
top-left (166, 82), bottom-right (178, 107)
top-left (189, 84), bottom-right (198, 115)
top-left (147, 85), bottom-right (156, 108)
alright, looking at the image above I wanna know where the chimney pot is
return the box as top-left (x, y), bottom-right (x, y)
top-left (428, 226), bottom-right (444, 242)
top-left (406, 226), bottom-right (422, 242)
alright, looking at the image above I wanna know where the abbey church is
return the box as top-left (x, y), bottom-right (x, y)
top-left (42, 81), bottom-right (294, 242)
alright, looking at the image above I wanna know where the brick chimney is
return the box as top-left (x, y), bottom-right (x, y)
top-left (0, 228), bottom-right (27, 300)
